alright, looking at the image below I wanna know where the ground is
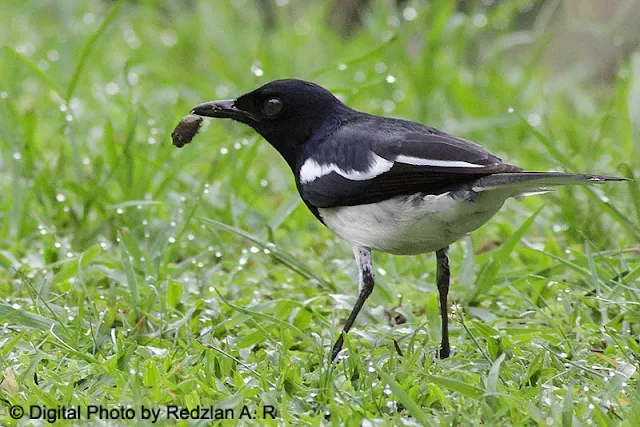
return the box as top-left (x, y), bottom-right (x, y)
top-left (0, 1), bottom-right (639, 425)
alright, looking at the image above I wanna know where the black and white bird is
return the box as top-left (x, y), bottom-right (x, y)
top-left (184, 79), bottom-right (625, 360)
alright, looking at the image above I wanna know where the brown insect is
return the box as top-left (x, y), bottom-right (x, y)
top-left (171, 114), bottom-right (202, 147)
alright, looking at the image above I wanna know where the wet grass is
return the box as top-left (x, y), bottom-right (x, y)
top-left (1, 0), bottom-right (639, 425)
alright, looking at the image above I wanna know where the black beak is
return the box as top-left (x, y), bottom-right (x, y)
top-left (191, 99), bottom-right (253, 122)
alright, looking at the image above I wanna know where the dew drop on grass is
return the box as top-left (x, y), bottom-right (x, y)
top-left (105, 82), bottom-right (119, 95)
top-left (11, 303), bottom-right (21, 310)
top-left (367, 366), bottom-right (375, 373)
top-left (260, 179), bottom-right (269, 188)
top-left (13, 152), bottom-right (22, 160)
top-left (168, 237), bottom-right (176, 244)
top-left (263, 248), bottom-right (271, 254)
top-left (250, 63), bottom-right (264, 77)
top-left (170, 221), bottom-right (176, 227)
top-left (545, 418), bottom-right (554, 426)
top-left (187, 233), bottom-right (195, 241)
top-left (527, 113), bottom-right (542, 127)
top-left (220, 147), bottom-right (229, 155)
top-left (473, 14), bottom-right (488, 27)
top-left (67, 252), bottom-right (74, 258)
top-left (507, 107), bottom-right (514, 113)
top-left (54, 242), bottom-right (61, 248)
top-left (197, 262), bottom-right (204, 268)
top-left (1, 91), bottom-right (8, 99)
top-left (116, 208), bottom-right (123, 214)
top-left (354, 71), bottom-right (366, 83)
top-left (387, 16), bottom-right (400, 27)
top-left (250, 246), bottom-right (259, 254)
top-left (402, 7), bottom-right (417, 21)
top-left (127, 71), bottom-right (139, 86)
top-left (382, 100), bottom-right (395, 113)
top-left (383, 385), bottom-right (392, 395)
top-left (337, 63), bottom-right (348, 71)
top-left (40, 229), bottom-right (47, 235)
top-left (385, 75), bottom-right (396, 83)
top-left (148, 137), bottom-right (156, 145)
top-left (375, 62), bottom-right (387, 73)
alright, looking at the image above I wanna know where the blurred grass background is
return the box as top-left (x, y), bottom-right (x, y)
top-left (1, 0), bottom-right (639, 425)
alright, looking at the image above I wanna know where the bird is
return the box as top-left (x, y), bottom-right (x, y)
top-left (181, 78), bottom-right (626, 361)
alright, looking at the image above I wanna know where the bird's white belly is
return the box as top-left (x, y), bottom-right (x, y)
top-left (319, 192), bottom-right (506, 255)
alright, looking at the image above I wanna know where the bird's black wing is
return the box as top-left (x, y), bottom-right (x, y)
top-left (298, 120), bottom-right (522, 208)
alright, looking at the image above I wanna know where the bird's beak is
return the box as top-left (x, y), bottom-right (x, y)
top-left (191, 99), bottom-right (253, 121)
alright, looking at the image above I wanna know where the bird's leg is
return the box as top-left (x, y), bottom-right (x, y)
top-left (331, 246), bottom-right (374, 361)
top-left (435, 247), bottom-right (451, 359)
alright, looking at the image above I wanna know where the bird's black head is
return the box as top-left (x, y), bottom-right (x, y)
top-left (191, 79), bottom-right (349, 166)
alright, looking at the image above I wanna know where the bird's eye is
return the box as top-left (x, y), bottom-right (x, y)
top-left (262, 98), bottom-right (283, 117)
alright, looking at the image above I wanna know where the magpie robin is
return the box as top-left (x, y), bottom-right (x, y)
top-left (183, 79), bottom-right (626, 360)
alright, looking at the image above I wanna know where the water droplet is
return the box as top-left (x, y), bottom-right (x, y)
top-left (377, 268), bottom-right (387, 276)
top-left (65, 114), bottom-right (73, 122)
top-left (1, 92), bottom-right (8, 99)
top-left (250, 63), bottom-right (264, 77)
top-left (220, 147), bottom-right (229, 155)
top-left (66, 252), bottom-right (74, 258)
top-left (545, 417), bottom-right (554, 426)
top-left (337, 63), bottom-right (348, 71)
top-left (13, 152), bottom-right (22, 160)
top-left (354, 71), bottom-right (366, 83)
top-left (170, 221), bottom-right (176, 227)
top-left (83, 13), bottom-right (95, 24)
top-left (250, 246), bottom-right (260, 254)
top-left (116, 208), bottom-right (124, 214)
top-left (168, 237), bottom-right (176, 244)
top-left (527, 113), bottom-right (542, 127)
top-left (187, 233), bottom-right (195, 241)
top-left (263, 248), bottom-right (271, 255)
top-left (367, 366), bottom-right (375, 373)
top-left (385, 75), bottom-right (396, 84)
top-left (473, 14), bottom-right (488, 28)
top-left (40, 229), bottom-right (47, 235)
top-left (127, 71), bottom-right (139, 86)
top-left (260, 179), bottom-right (269, 188)
top-left (215, 251), bottom-right (222, 258)
top-left (382, 100), bottom-right (395, 113)
top-left (147, 136), bottom-right (156, 145)
top-left (105, 82), bottom-right (119, 95)
top-left (402, 7), bottom-right (417, 21)
top-left (507, 107), bottom-right (514, 113)
top-left (160, 29), bottom-right (178, 46)
top-left (197, 262), bottom-right (204, 268)
top-left (82, 157), bottom-right (91, 165)
top-left (54, 242), bottom-right (62, 248)
top-left (233, 142), bottom-right (242, 150)
top-left (11, 303), bottom-right (21, 310)
top-left (56, 193), bottom-right (66, 202)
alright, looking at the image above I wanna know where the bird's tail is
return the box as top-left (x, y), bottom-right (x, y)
top-left (471, 172), bottom-right (628, 195)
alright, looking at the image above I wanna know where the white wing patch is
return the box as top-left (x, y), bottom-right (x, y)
top-left (395, 155), bottom-right (484, 168)
top-left (299, 153), bottom-right (394, 184)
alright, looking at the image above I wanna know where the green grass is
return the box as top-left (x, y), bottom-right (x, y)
top-left (1, 0), bottom-right (639, 425)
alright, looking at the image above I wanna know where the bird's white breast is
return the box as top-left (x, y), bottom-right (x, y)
top-left (318, 192), bottom-right (507, 255)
